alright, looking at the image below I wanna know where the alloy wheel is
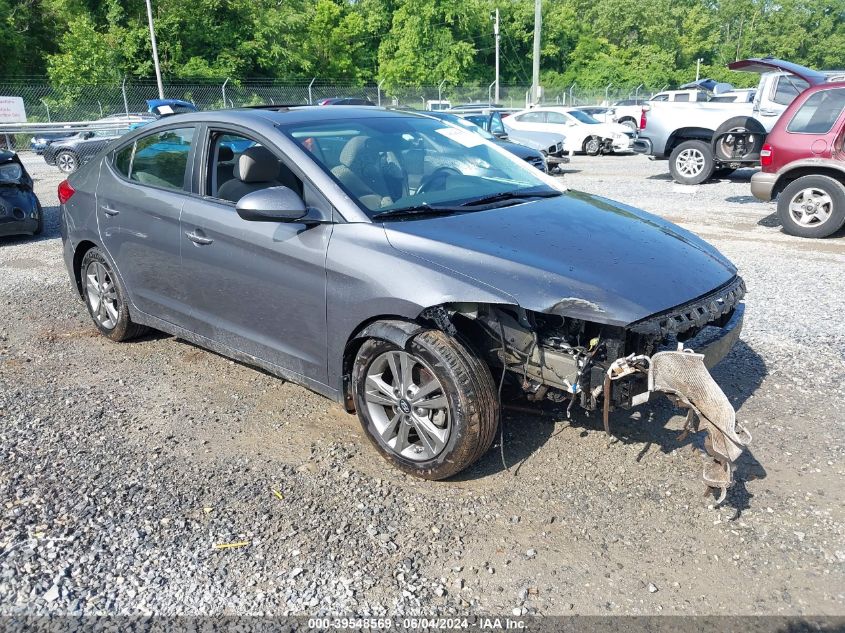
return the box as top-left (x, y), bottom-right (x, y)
top-left (57, 152), bottom-right (77, 173)
top-left (85, 261), bottom-right (120, 330)
top-left (789, 187), bottom-right (833, 227)
top-left (676, 148), bottom-right (705, 177)
top-left (363, 350), bottom-right (450, 461)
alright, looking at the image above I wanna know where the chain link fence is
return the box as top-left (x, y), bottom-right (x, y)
top-left (1, 77), bottom-right (663, 150)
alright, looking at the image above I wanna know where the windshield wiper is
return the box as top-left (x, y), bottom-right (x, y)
top-left (459, 188), bottom-right (562, 207)
top-left (371, 203), bottom-right (466, 220)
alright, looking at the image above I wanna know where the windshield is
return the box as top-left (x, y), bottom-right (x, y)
top-left (282, 115), bottom-right (559, 218)
top-left (426, 113), bottom-right (496, 140)
top-left (0, 162), bottom-right (23, 183)
top-left (567, 110), bottom-right (600, 124)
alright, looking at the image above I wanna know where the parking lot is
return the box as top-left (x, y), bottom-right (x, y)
top-left (1, 152), bottom-right (843, 617)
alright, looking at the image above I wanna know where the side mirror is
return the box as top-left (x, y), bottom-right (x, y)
top-left (492, 129), bottom-right (508, 139)
top-left (236, 186), bottom-right (308, 222)
top-left (84, 131), bottom-right (95, 139)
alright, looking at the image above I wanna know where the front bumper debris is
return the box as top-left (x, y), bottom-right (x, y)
top-left (605, 347), bottom-right (751, 503)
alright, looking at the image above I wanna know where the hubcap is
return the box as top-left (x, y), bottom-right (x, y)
top-left (364, 350), bottom-right (450, 461)
top-left (788, 187), bottom-right (833, 227)
top-left (85, 261), bottom-right (120, 329)
top-left (676, 148), bottom-right (705, 177)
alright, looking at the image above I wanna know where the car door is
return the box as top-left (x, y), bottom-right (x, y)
top-left (97, 125), bottom-right (197, 326)
top-left (177, 127), bottom-right (332, 383)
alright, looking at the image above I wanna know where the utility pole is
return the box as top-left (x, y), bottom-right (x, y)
top-left (145, 0), bottom-right (165, 99)
top-left (531, 0), bottom-right (542, 105)
top-left (493, 8), bottom-right (500, 104)
top-left (696, 58), bottom-right (703, 81)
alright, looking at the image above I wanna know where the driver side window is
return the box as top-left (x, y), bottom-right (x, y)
top-left (205, 132), bottom-right (303, 204)
top-left (546, 112), bottom-right (568, 124)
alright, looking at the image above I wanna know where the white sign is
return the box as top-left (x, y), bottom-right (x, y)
top-left (0, 97), bottom-right (27, 123)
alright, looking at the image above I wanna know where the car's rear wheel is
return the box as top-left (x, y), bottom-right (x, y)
top-left (56, 150), bottom-right (79, 174)
top-left (777, 175), bottom-right (845, 238)
top-left (669, 140), bottom-right (714, 185)
top-left (352, 329), bottom-right (498, 480)
top-left (618, 118), bottom-right (638, 132)
top-left (80, 248), bottom-right (147, 341)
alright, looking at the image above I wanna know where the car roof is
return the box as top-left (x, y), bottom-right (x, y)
top-left (110, 106), bottom-right (432, 139)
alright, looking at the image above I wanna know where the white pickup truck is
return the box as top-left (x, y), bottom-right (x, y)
top-left (633, 58), bottom-right (834, 184)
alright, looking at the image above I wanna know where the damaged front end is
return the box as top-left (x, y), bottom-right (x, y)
top-left (429, 275), bottom-right (750, 502)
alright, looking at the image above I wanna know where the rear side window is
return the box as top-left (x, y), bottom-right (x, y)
top-left (129, 127), bottom-right (195, 190)
top-left (787, 89), bottom-right (845, 134)
top-left (546, 112), bottom-right (568, 124)
top-left (771, 75), bottom-right (811, 106)
top-left (674, 93), bottom-right (690, 102)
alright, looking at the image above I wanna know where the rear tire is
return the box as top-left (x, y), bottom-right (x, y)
top-left (777, 175), bottom-right (845, 238)
top-left (713, 116), bottom-right (766, 162)
top-left (619, 118), bottom-right (638, 132)
top-left (352, 329), bottom-right (499, 480)
top-left (669, 140), bottom-right (714, 185)
top-left (80, 247), bottom-right (148, 341)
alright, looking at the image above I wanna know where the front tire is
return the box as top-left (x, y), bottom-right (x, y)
top-left (669, 140), bottom-right (714, 185)
top-left (80, 248), bottom-right (148, 341)
top-left (353, 329), bottom-right (498, 480)
top-left (777, 175), bottom-right (845, 238)
top-left (583, 136), bottom-right (601, 156)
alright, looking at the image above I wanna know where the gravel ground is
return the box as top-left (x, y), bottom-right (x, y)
top-left (1, 152), bottom-right (843, 618)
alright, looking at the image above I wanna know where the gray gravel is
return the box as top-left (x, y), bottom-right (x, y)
top-left (1, 153), bottom-right (843, 617)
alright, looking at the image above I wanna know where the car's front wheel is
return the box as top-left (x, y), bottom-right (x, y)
top-left (353, 330), bottom-right (498, 480)
top-left (80, 248), bottom-right (148, 341)
top-left (583, 136), bottom-right (601, 156)
top-left (777, 175), bottom-right (845, 238)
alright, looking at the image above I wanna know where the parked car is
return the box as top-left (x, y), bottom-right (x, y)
top-left (59, 107), bottom-right (750, 500)
top-left (30, 130), bottom-right (76, 154)
top-left (506, 107), bottom-right (634, 154)
top-left (426, 100), bottom-right (451, 111)
top-left (750, 82), bottom-right (845, 237)
top-left (44, 128), bottom-right (124, 174)
top-left (650, 89), bottom-right (711, 103)
top-left (459, 110), bottom-right (569, 170)
top-left (420, 111), bottom-right (547, 171)
top-left (633, 58), bottom-right (834, 185)
top-left (575, 106), bottom-right (617, 124)
top-left (318, 97), bottom-right (375, 106)
top-left (0, 150), bottom-right (42, 237)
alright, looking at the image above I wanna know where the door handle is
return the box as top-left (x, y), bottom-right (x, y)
top-left (185, 230), bottom-right (213, 245)
top-left (101, 206), bottom-right (119, 216)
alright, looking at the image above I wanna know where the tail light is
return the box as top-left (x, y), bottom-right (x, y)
top-left (58, 179), bottom-right (75, 204)
top-left (760, 143), bottom-right (773, 167)
top-left (639, 108), bottom-right (647, 130)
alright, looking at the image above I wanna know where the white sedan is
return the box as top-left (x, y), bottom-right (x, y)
top-left (505, 107), bottom-right (635, 155)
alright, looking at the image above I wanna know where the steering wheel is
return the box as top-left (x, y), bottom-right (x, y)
top-left (416, 167), bottom-right (462, 194)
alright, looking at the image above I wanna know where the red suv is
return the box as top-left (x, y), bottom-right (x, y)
top-left (751, 81), bottom-right (845, 237)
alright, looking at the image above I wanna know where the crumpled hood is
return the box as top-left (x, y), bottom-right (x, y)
top-left (383, 191), bottom-right (737, 326)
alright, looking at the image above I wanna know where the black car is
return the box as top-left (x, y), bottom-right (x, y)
top-left (0, 150), bottom-right (42, 237)
top-left (30, 131), bottom-right (77, 155)
top-left (318, 97), bottom-right (376, 106)
top-left (421, 111), bottom-right (547, 172)
top-left (43, 129), bottom-right (124, 174)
